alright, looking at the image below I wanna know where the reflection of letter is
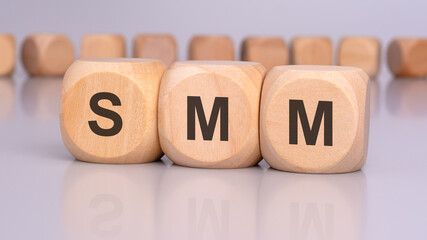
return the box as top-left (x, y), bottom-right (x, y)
top-left (90, 194), bottom-right (123, 237)
top-left (290, 202), bottom-right (334, 240)
top-left (188, 198), bottom-right (229, 240)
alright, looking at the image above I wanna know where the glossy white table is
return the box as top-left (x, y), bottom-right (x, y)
top-left (1, 68), bottom-right (427, 240)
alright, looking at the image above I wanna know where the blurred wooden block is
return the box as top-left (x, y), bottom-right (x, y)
top-left (60, 59), bottom-right (166, 163)
top-left (158, 61), bottom-right (266, 168)
top-left (241, 36), bottom-right (289, 71)
top-left (338, 37), bottom-right (380, 78)
top-left (292, 37), bottom-right (333, 65)
top-left (80, 34), bottom-right (126, 58)
top-left (133, 34), bottom-right (177, 66)
top-left (22, 34), bottom-right (74, 76)
top-left (0, 34), bottom-right (15, 76)
top-left (189, 35), bottom-right (234, 60)
top-left (260, 65), bottom-right (370, 173)
top-left (387, 38), bottom-right (427, 77)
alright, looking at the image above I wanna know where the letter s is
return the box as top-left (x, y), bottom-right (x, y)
top-left (88, 92), bottom-right (123, 137)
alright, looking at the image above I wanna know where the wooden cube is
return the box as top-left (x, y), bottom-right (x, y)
top-left (60, 58), bottom-right (166, 164)
top-left (338, 37), bottom-right (380, 78)
top-left (133, 34), bottom-right (177, 66)
top-left (80, 34), bottom-right (126, 58)
top-left (158, 61), bottom-right (266, 168)
top-left (189, 35), bottom-right (234, 60)
top-left (21, 34), bottom-right (74, 76)
top-left (0, 34), bottom-right (15, 76)
top-left (241, 36), bottom-right (289, 71)
top-left (260, 65), bottom-right (370, 173)
top-left (387, 38), bottom-right (427, 77)
top-left (292, 37), bottom-right (333, 65)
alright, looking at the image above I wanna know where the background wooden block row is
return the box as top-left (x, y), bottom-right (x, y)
top-left (8, 33), bottom-right (427, 78)
top-left (60, 59), bottom-right (370, 174)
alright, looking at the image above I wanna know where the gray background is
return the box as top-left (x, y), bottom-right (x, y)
top-left (1, 0), bottom-right (427, 239)
top-left (2, 0), bottom-right (427, 68)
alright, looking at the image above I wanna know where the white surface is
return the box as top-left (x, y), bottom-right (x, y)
top-left (1, 67), bottom-right (427, 240)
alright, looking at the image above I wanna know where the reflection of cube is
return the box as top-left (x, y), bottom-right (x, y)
top-left (0, 78), bottom-right (15, 119)
top-left (22, 34), bottom-right (74, 76)
top-left (156, 165), bottom-right (259, 240)
top-left (292, 37), bottom-right (333, 65)
top-left (258, 170), bottom-right (366, 240)
top-left (62, 161), bottom-right (164, 240)
top-left (158, 61), bottom-right (266, 168)
top-left (133, 34), bottom-right (177, 66)
top-left (80, 34), bottom-right (125, 58)
top-left (338, 37), bottom-right (380, 78)
top-left (260, 65), bottom-right (370, 173)
top-left (0, 34), bottom-right (15, 76)
top-left (387, 38), bottom-right (427, 77)
top-left (189, 35), bottom-right (234, 60)
top-left (60, 59), bottom-right (166, 163)
top-left (241, 36), bottom-right (289, 71)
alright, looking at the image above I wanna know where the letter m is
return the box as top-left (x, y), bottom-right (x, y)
top-left (187, 96), bottom-right (228, 141)
top-left (289, 100), bottom-right (332, 146)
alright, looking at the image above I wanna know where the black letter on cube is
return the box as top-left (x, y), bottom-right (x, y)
top-left (88, 92), bottom-right (123, 137)
top-left (187, 96), bottom-right (228, 141)
top-left (289, 99), bottom-right (333, 146)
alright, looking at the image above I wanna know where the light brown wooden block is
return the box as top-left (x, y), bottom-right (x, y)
top-left (241, 36), bottom-right (289, 71)
top-left (260, 65), bottom-right (370, 173)
top-left (22, 34), bottom-right (74, 76)
top-left (80, 34), bottom-right (126, 58)
top-left (338, 37), bottom-right (380, 78)
top-left (292, 37), bottom-right (333, 65)
top-left (133, 34), bottom-right (177, 66)
top-left (60, 58), bottom-right (166, 164)
top-left (0, 34), bottom-right (15, 76)
top-left (189, 35), bottom-right (234, 60)
top-left (387, 38), bottom-right (427, 77)
top-left (158, 61), bottom-right (266, 168)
